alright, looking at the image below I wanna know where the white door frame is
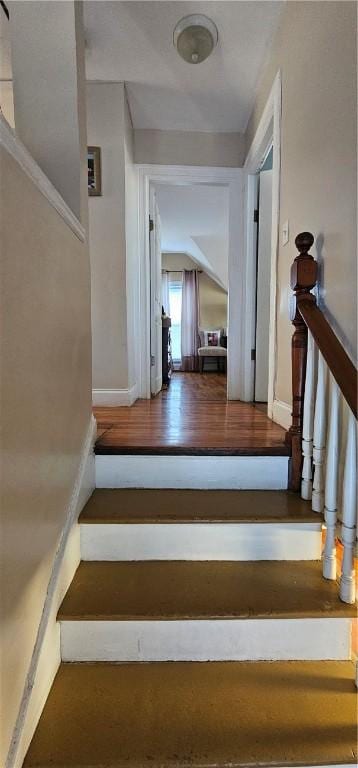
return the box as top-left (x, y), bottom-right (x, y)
top-left (137, 164), bottom-right (242, 400)
top-left (149, 187), bottom-right (163, 395)
top-left (240, 71), bottom-right (282, 414)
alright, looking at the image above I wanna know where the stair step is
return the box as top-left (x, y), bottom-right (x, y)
top-left (79, 490), bottom-right (322, 561)
top-left (95, 454), bottom-right (289, 489)
top-left (24, 660), bottom-right (357, 767)
top-left (59, 561), bottom-right (352, 620)
top-left (59, 562), bottom-right (354, 662)
top-left (80, 489), bottom-right (319, 523)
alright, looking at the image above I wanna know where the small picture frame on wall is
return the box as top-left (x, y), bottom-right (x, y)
top-left (88, 146), bottom-right (102, 196)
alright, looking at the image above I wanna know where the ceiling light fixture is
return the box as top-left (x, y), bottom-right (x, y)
top-left (173, 14), bottom-right (218, 65)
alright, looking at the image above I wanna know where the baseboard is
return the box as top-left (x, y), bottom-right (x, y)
top-left (92, 384), bottom-right (138, 407)
top-left (7, 415), bottom-right (96, 768)
top-left (272, 398), bottom-right (292, 430)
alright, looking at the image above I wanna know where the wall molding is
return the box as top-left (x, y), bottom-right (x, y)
top-left (6, 415), bottom-right (96, 768)
top-left (92, 384), bottom-right (138, 407)
top-left (0, 113), bottom-right (85, 242)
top-left (272, 398), bottom-right (292, 431)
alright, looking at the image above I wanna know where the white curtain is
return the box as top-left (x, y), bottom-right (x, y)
top-left (181, 270), bottom-right (200, 372)
top-left (162, 271), bottom-right (170, 315)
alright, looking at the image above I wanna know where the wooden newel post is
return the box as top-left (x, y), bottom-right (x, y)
top-left (286, 232), bottom-right (318, 490)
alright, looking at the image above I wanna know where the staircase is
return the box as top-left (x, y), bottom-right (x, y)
top-left (24, 483), bottom-right (356, 767)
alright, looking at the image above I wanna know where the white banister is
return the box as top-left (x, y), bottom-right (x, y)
top-left (301, 331), bottom-right (316, 500)
top-left (339, 410), bottom-right (357, 604)
top-left (322, 377), bottom-right (340, 580)
top-left (311, 352), bottom-right (327, 513)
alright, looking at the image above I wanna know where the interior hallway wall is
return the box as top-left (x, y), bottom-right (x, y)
top-left (245, 1), bottom-right (357, 408)
top-left (124, 89), bottom-right (139, 393)
top-left (10, 1), bottom-right (87, 222)
top-left (134, 129), bottom-right (245, 167)
top-left (0, 146), bottom-right (92, 768)
top-left (87, 82), bottom-right (138, 402)
top-left (0, 82), bottom-right (15, 127)
top-left (199, 273), bottom-right (228, 330)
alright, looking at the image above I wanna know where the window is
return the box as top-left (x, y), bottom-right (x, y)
top-left (169, 279), bottom-right (182, 362)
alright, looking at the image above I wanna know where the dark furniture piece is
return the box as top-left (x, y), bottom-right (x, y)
top-left (162, 316), bottom-right (172, 388)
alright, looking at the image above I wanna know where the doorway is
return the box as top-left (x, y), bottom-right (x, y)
top-left (138, 165), bottom-right (242, 402)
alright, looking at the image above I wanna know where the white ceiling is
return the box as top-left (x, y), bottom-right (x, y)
top-left (154, 182), bottom-right (229, 287)
top-left (84, 1), bottom-right (284, 133)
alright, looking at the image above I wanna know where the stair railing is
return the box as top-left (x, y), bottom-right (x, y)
top-left (286, 232), bottom-right (357, 604)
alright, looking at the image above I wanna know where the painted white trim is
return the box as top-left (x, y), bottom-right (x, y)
top-left (7, 416), bottom-right (96, 768)
top-left (60, 617), bottom-right (352, 663)
top-left (0, 113), bottom-right (85, 242)
top-left (92, 384), bottom-right (138, 407)
top-left (272, 398), bottom-right (292, 430)
top-left (80, 521), bottom-right (322, 562)
top-left (95, 455), bottom-right (289, 490)
top-left (241, 71), bottom-right (282, 408)
top-left (137, 164), bottom-right (243, 400)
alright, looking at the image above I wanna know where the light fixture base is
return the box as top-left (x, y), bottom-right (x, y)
top-left (173, 14), bottom-right (218, 65)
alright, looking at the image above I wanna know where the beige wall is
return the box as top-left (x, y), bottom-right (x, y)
top-left (162, 252), bottom-right (197, 271)
top-left (134, 129), bottom-right (245, 168)
top-left (10, 1), bottom-right (87, 222)
top-left (0, 83), bottom-right (15, 128)
top-left (124, 89), bottom-right (139, 391)
top-left (245, 1), bottom-right (357, 406)
top-left (0, 9), bottom-right (15, 128)
top-left (199, 272), bottom-right (228, 330)
top-left (87, 82), bottom-right (138, 397)
top-left (0, 149), bottom-right (92, 765)
top-left (87, 82), bottom-right (129, 391)
top-left (162, 253), bottom-right (228, 330)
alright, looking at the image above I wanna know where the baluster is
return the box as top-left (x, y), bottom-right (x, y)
top-left (322, 377), bottom-right (340, 579)
top-left (311, 352), bottom-right (327, 512)
top-left (340, 410), bottom-right (357, 604)
top-left (287, 232), bottom-right (317, 491)
top-left (301, 330), bottom-right (316, 499)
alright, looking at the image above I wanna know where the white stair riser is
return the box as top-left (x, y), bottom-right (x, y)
top-left (95, 455), bottom-right (289, 489)
top-left (80, 522), bottom-right (322, 561)
top-left (60, 617), bottom-right (351, 662)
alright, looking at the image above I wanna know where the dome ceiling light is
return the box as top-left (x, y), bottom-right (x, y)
top-left (173, 14), bottom-right (218, 64)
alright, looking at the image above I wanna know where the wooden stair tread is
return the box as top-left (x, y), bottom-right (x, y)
top-left (24, 660), bottom-right (357, 767)
top-left (58, 561), bottom-right (355, 621)
top-left (80, 489), bottom-right (320, 524)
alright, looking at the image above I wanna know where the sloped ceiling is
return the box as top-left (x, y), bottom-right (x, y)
top-left (154, 182), bottom-right (229, 288)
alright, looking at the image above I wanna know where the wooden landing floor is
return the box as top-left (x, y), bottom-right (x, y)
top-left (94, 372), bottom-right (289, 456)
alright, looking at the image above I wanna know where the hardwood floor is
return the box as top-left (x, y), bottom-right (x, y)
top-left (94, 372), bottom-right (289, 456)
